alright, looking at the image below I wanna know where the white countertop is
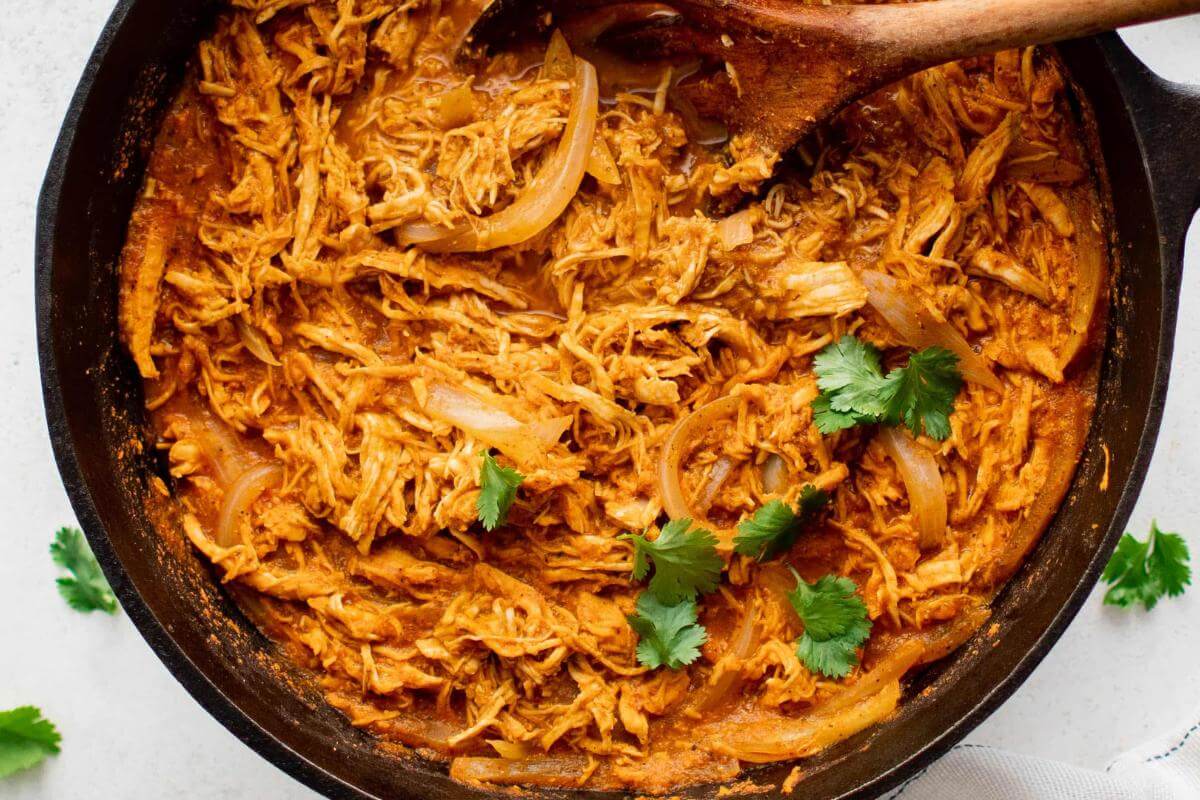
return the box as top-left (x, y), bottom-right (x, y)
top-left (2, 4), bottom-right (1198, 798)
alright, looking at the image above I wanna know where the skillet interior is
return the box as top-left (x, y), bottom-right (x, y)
top-left (36, 0), bottom-right (1181, 796)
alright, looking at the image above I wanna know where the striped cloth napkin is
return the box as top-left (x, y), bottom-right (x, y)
top-left (885, 712), bottom-right (1200, 799)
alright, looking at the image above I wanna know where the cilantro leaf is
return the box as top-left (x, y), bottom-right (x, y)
top-left (879, 347), bottom-right (961, 440)
top-left (813, 336), bottom-right (890, 417)
top-left (0, 706), bottom-right (61, 778)
top-left (811, 393), bottom-right (877, 435)
top-left (619, 518), bottom-right (722, 604)
top-left (627, 593), bottom-right (708, 670)
top-left (50, 527), bottom-right (117, 614)
top-left (476, 451), bottom-right (524, 531)
top-left (810, 335), bottom-right (962, 441)
top-left (797, 636), bottom-right (863, 681)
top-left (735, 500), bottom-right (797, 559)
top-left (789, 574), bottom-right (871, 640)
top-left (1102, 521), bottom-right (1191, 610)
top-left (787, 572), bottom-right (872, 678)
top-left (733, 486), bottom-right (829, 561)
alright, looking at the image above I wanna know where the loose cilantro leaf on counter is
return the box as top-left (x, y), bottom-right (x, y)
top-left (811, 335), bottom-right (962, 441)
top-left (0, 706), bottom-right (61, 778)
top-left (1102, 521), bottom-right (1191, 610)
top-left (476, 451), bottom-right (524, 531)
top-left (733, 485), bottom-right (830, 561)
top-left (620, 518), bottom-right (722, 604)
top-left (787, 572), bottom-right (872, 679)
top-left (627, 593), bottom-right (708, 670)
top-left (49, 527), bottom-right (117, 614)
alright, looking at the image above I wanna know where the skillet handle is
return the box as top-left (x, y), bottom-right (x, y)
top-left (1098, 35), bottom-right (1200, 250)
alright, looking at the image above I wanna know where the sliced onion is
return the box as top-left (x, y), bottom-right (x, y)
top-left (716, 209), bottom-right (754, 250)
top-left (877, 427), bottom-right (946, 551)
top-left (434, 82), bottom-right (476, 129)
top-left (693, 456), bottom-right (734, 516)
top-left (451, 755), bottom-right (589, 787)
top-left (1057, 195), bottom-right (1105, 372)
top-left (216, 463), bottom-right (283, 547)
top-left (658, 395), bottom-right (740, 542)
top-left (486, 739), bottom-right (531, 760)
top-left (586, 133), bottom-right (621, 185)
top-left (382, 713), bottom-right (461, 754)
top-left (190, 414), bottom-right (254, 485)
top-left (868, 602), bottom-right (990, 670)
top-left (822, 639), bottom-right (922, 715)
top-left (711, 633), bottom-right (921, 762)
top-left (757, 562), bottom-right (800, 620)
top-left (235, 316), bottom-right (281, 367)
top-left (860, 270), bottom-right (1001, 391)
top-left (688, 597), bottom-right (759, 712)
top-left (400, 60), bottom-right (599, 252)
top-left (540, 30), bottom-right (575, 80)
top-left (715, 680), bottom-right (901, 763)
top-left (761, 453), bottom-right (787, 495)
top-left (423, 382), bottom-right (570, 468)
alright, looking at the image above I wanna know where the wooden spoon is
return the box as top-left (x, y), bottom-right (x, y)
top-left (466, 0), bottom-right (1200, 153)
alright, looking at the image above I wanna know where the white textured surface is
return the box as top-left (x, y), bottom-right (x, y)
top-left (0, 4), bottom-right (1197, 798)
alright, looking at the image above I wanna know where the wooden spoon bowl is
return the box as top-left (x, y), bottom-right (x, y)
top-left (467, 0), bottom-right (1200, 154)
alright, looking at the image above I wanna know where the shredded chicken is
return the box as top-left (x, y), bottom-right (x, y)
top-left (118, 0), bottom-right (1106, 793)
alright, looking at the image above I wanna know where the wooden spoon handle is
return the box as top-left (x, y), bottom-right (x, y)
top-left (852, 0), bottom-right (1200, 70)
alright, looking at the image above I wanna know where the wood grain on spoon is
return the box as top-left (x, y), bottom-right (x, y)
top-left (468, 0), bottom-right (1200, 153)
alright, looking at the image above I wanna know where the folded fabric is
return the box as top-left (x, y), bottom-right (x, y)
top-left (885, 713), bottom-right (1200, 799)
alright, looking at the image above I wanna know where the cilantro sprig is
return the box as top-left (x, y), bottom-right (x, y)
top-left (621, 519), bottom-right (721, 670)
top-left (812, 335), bottom-right (962, 441)
top-left (1102, 521), bottom-right (1191, 610)
top-left (50, 527), bottom-right (117, 614)
top-left (476, 451), bottom-right (524, 531)
top-left (0, 706), bottom-right (61, 778)
top-left (787, 571), bottom-right (873, 678)
top-left (882, 348), bottom-right (960, 440)
top-left (620, 518), bottom-right (722, 604)
top-left (733, 485), bottom-right (829, 561)
top-left (627, 593), bottom-right (708, 670)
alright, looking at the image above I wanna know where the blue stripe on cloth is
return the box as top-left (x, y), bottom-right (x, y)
top-left (880, 744), bottom-right (998, 798)
top-left (1143, 720), bottom-right (1200, 764)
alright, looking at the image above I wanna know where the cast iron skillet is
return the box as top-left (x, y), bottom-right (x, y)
top-left (34, 0), bottom-right (1200, 797)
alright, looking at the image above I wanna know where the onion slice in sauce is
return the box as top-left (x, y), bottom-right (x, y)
top-left (487, 739), bottom-right (532, 760)
top-left (451, 755), bottom-right (590, 787)
top-left (716, 209), bottom-right (754, 250)
top-left (540, 29), bottom-right (575, 80)
top-left (657, 395), bottom-right (740, 542)
top-left (235, 316), bottom-right (281, 367)
top-left (688, 597), bottom-right (759, 712)
top-left (216, 463), bottom-right (283, 547)
top-left (877, 427), bottom-right (946, 551)
top-left (422, 382), bottom-right (570, 468)
top-left (710, 634), bottom-right (926, 763)
top-left (399, 59), bottom-right (599, 252)
top-left (181, 409), bottom-right (257, 486)
top-left (586, 133), bottom-right (621, 185)
top-left (693, 456), bottom-right (734, 516)
top-left (714, 680), bottom-right (901, 762)
top-left (860, 270), bottom-right (1001, 391)
top-left (760, 453), bottom-right (787, 495)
